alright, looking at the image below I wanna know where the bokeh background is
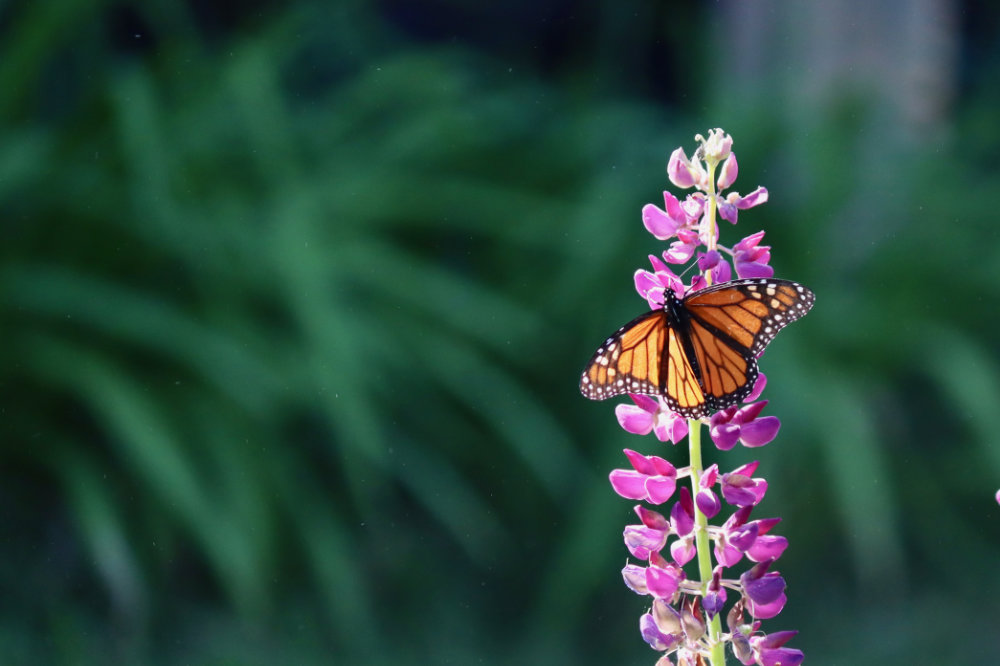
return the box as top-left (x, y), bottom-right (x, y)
top-left (3, 1), bottom-right (999, 664)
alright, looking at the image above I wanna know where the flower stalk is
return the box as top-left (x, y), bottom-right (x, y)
top-left (687, 420), bottom-right (725, 665)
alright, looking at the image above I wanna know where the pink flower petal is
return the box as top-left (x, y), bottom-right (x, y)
top-left (760, 645), bottom-right (803, 666)
top-left (714, 542), bottom-right (743, 567)
top-left (622, 449), bottom-right (655, 474)
top-left (681, 194), bottom-right (705, 219)
top-left (670, 537), bottom-right (696, 566)
top-left (735, 260), bottom-right (775, 279)
top-left (630, 393), bottom-right (660, 413)
top-left (735, 401), bottom-right (768, 424)
top-left (634, 270), bottom-right (664, 307)
top-left (696, 489), bottom-right (721, 518)
top-left (615, 404), bottom-right (654, 435)
top-left (739, 415), bottom-right (781, 447)
top-left (717, 153), bottom-right (738, 190)
top-left (718, 200), bottom-right (739, 224)
top-left (622, 564), bottom-right (649, 594)
top-left (710, 422), bottom-right (740, 451)
top-left (640, 612), bottom-right (676, 651)
top-left (648, 455), bottom-right (677, 478)
top-left (642, 203), bottom-right (680, 240)
top-left (609, 469), bottom-right (648, 500)
top-left (747, 534), bottom-right (788, 562)
top-left (712, 260), bottom-right (732, 283)
top-left (662, 191), bottom-right (689, 224)
top-left (670, 488), bottom-right (695, 536)
top-left (646, 564), bottom-right (682, 599)
top-left (698, 250), bottom-right (721, 271)
top-left (746, 373), bottom-right (767, 401)
top-left (747, 592), bottom-right (787, 620)
top-left (667, 147), bottom-right (696, 188)
top-left (731, 461), bottom-right (760, 477)
top-left (635, 505), bottom-right (669, 530)
top-left (624, 525), bottom-right (666, 559)
top-left (736, 186), bottom-right (768, 209)
top-left (645, 476), bottom-right (677, 505)
top-left (734, 230), bottom-right (766, 252)
top-left (665, 240), bottom-right (697, 264)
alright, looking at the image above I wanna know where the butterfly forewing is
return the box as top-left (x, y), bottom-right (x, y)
top-left (684, 278), bottom-right (815, 357)
top-left (579, 310), bottom-right (667, 401)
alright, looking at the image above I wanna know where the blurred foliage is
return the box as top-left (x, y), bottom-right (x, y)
top-left (1, 1), bottom-right (999, 665)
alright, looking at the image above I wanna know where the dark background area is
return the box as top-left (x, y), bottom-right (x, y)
top-left (2, 1), bottom-right (999, 664)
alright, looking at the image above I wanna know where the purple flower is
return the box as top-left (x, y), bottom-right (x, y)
top-left (718, 186), bottom-right (768, 224)
top-left (634, 255), bottom-right (684, 309)
top-left (717, 152), bottom-right (738, 190)
top-left (670, 532), bottom-right (697, 566)
top-left (670, 486), bottom-right (695, 536)
top-left (746, 518), bottom-right (788, 563)
top-left (665, 228), bottom-right (700, 264)
top-left (636, 504), bottom-right (669, 530)
top-left (733, 230), bottom-right (774, 279)
top-left (703, 566), bottom-right (727, 619)
top-left (622, 564), bottom-right (649, 595)
top-left (714, 505), bottom-right (754, 567)
top-left (696, 250), bottom-right (732, 285)
top-left (615, 394), bottom-right (688, 443)
top-left (696, 464), bottom-right (722, 519)
top-left (667, 147), bottom-right (705, 189)
top-left (731, 631), bottom-right (755, 666)
top-left (624, 524), bottom-right (667, 560)
top-left (751, 631), bottom-right (804, 666)
top-left (697, 249), bottom-right (721, 272)
top-left (640, 611), bottom-right (679, 651)
top-left (609, 449), bottom-right (678, 504)
top-left (710, 401), bottom-right (781, 450)
top-left (623, 505), bottom-right (671, 560)
top-left (741, 560), bottom-right (788, 619)
top-left (721, 461), bottom-right (769, 507)
top-left (646, 560), bottom-right (685, 599)
top-left (642, 191), bottom-right (693, 240)
top-left (746, 373), bottom-right (768, 402)
top-left (699, 128), bottom-right (733, 162)
top-left (715, 506), bottom-right (788, 569)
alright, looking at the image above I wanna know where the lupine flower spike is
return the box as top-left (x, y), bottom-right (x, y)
top-left (580, 130), bottom-right (813, 665)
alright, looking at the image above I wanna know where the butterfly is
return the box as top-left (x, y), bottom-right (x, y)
top-left (579, 278), bottom-right (815, 418)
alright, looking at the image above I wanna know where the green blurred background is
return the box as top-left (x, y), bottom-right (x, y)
top-left (2, 1), bottom-right (999, 664)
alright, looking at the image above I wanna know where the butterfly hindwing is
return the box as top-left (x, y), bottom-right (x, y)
top-left (686, 316), bottom-right (758, 413)
top-left (662, 325), bottom-right (707, 417)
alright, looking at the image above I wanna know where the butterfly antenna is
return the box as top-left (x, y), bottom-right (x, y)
top-left (677, 260), bottom-right (698, 281)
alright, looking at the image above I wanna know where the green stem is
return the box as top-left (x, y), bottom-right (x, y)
top-left (688, 419), bottom-right (726, 665)
top-left (704, 159), bottom-right (719, 258)
top-left (688, 134), bottom-right (726, 663)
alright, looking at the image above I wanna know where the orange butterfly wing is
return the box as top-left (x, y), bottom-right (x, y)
top-left (663, 325), bottom-right (706, 415)
top-left (580, 278), bottom-right (815, 418)
top-left (579, 311), bottom-right (669, 400)
top-left (680, 317), bottom-right (756, 416)
top-left (683, 279), bottom-right (815, 358)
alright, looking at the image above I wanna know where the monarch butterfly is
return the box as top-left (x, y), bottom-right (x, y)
top-left (579, 278), bottom-right (815, 418)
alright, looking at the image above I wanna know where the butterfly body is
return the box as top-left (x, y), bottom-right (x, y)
top-left (580, 278), bottom-right (814, 418)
